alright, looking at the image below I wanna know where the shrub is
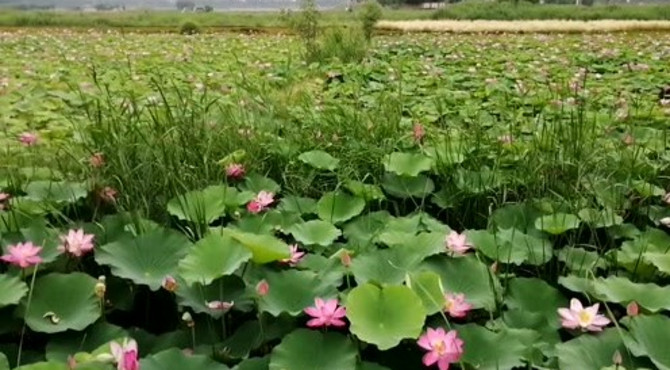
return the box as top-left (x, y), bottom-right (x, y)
top-left (179, 20), bottom-right (200, 35)
top-left (359, 0), bottom-right (383, 40)
top-left (314, 27), bottom-right (368, 63)
top-left (291, 0), bottom-right (320, 58)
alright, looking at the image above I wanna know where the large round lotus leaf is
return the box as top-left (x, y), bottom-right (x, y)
top-left (287, 220), bottom-right (341, 247)
top-left (220, 320), bottom-right (264, 360)
top-left (645, 253), bottom-right (670, 275)
top-left (456, 324), bottom-right (527, 370)
top-left (24, 181), bottom-right (87, 205)
top-left (278, 196), bottom-right (317, 215)
top-left (631, 180), bottom-right (665, 198)
top-left (342, 211), bottom-right (391, 245)
top-left (420, 255), bottom-right (499, 311)
top-left (178, 233), bottom-right (252, 286)
top-left (222, 229), bottom-right (289, 264)
top-left (343, 181), bottom-right (385, 201)
top-left (351, 232), bottom-right (443, 286)
top-left (235, 356), bottom-right (269, 370)
top-left (240, 173), bottom-right (280, 194)
top-left (592, 276), bottom-right (670, 312)
top-left (140, 348), bottom-right (229, 370)
top-left (578, 208), bottom-right (623, 228)
top-left (167, 185), bottom-right (245, 224)
top-left (381, 173), bottom-right (434, 199)
top-left (0, 275), bottom-right (28, 308)
top-left (234, 211), bottom-right (301, 235)
top-left (558, 246), bottom-right (607, 273)
top-left (257, 269), bottom-right (340, 316)
top-left (0, 353), bottom-right (8, 370)
top-left (317, 192), bottom-right (365, 224)
top-left (176, 275), bottom-right (251, 319)
top-left (505, 278), bottom-right (566, 328)
top-left (269, 329), bottom-right (357, 370)
top-left (467, 229), bottom-right (525, 265)
top-left (489, 203), bottom-right (541, 232)
top-left (384, 152), bottom-right (433, 177)
top-left (96, 228), bottom-right (192, 291)
top-left (406, 271), bottom-right (445, 315)
top-left (497, 229), bottom-right (552, 265)
top-left (534, 213), bottom-right (580, 235)
top-left (346, 283), bottom-right (425, 350)
top-left (623, 315), bottom-right (670, 369)
top-left (14, 362), bottom-right (68, 370)
top-left (46, 321), bottom-right (126, 362)
top-left (23, 273), bottom-right (100, 333)
top-left (556, 328), bottom-right (631, 369)
top-left (297, 150), bottom-right (340, 171)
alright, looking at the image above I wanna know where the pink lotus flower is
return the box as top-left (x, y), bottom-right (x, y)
top-left (558, 298), bottom-right (611, 332)
top-left (246, 201), bottom-right (263, 214)
top-left (90, 153), bottom-right (105, 168)
top-left (626, 301), bottom-right (639, 317)
top-left (206, 300), bottom-right (234, 311)
top-left (19, 132), bottom-right (38, 147)
top-left (281, 244), bottom-right (305, 266)
top-left (99, 187), bottom-right (118, 203)
top-left (445, 231), bottom-right (472, 256)
top-left (256, 279), bottom-right (269, 296)
top-left (340, 251), bottom-right (352, 267)
top-left (444, 293), bottom-right (472, 318)
top-left (162, 275), bottom-right (178, 292)
top-left (57, 229), bottom-right (95, 257)
top-left (417, 327), bottom-right (464, 370)
top-left (304, 298), bottom-right (346, 328)
top-left (663, 192), bottom-right (670, 205)
top-left (256, 191), bottom-right (274, 207)
top-left (246, 191), bottom-right (275, 214)
top-left (110, 339), bottom-right (139, 370)
top-left (1, 242), bottom-right (43, 268)
top-left (226, 163), bottom-right (245, 180)
top-left (413, 123), bottom-right (425, 142)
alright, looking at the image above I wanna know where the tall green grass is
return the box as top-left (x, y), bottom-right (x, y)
top-left (432, 2), bottom-right (670, 20)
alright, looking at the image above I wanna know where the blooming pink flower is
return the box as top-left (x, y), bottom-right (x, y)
top-left (417, 327), bottom-right (464, 370)
top-left (90, 153), bottom-right (105, 168)
top-left (246, 191), bottom-right (275, 214)
top-left (663, 192), bottom-right (670, 205)
top-left (162, 275), bottom-right (178, 292)
top-left (225, 163), bottom-right (245, 180)
top-left (19, 132), bottom-right (38, 146)
top-left (281, 244), bottom-right (305, 266)
top-left (206, 300), bottom-right (234, 311)
top-left (304, 298), bottom-right (346, 328)
top-left (110, 339), bottom-right (139, 370)
top-left (57, 229), bottom-right (95, 257)
top-left (444, 293), bottom-right (472, 318)
top-left (558, 298), bottom-right (611, 332)
top-left (256, 191), bottom-right (274, 207)
top-left (445, 231), bottom-right (472, 255)
top-left (256, 279), bottom-right (269, 296)
top-left (1, 242), bottom-right (43, 268)
top-left (413, 123), bottom-right (425, 142)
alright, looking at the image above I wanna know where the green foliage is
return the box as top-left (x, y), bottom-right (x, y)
top-left (179, 20), bottom-right (200, 35)
top-left (358, 0), bottom-right (383, 40)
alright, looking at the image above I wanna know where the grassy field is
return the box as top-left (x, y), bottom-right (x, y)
top-left (378, 19), bottom-right (670, 32)
top-left (3, 3), bottom-right (670, 31)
